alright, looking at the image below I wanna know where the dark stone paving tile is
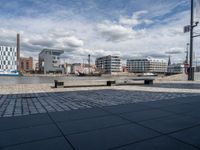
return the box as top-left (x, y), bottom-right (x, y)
top-left (139, 114), bottom-right (200, 134)
top-left (49, 108), bottom-right (109, 122)
top-left (186, 110), bottom-right (200, 119)
top-left (1, 137), bottom-right (73, 150)
top-left (161, 103), bottom-right (199, 114)
top-left (113, 136), bottom-right (199, 150)
top-left (171, 125), bottom-right (200, 148)
top-left (67, 123), bottom-right (159, 150)
top-left (0, 114), bottom-right (52, 132)
top-left (178, 96), bottom-right (200, 104)
top-left (120, 109), bottom-right (173, 122)
top-left (102, 103), bottom-right (151, 114)
top-left (0, 124), bottom-right (61, 148)
top-left (150, 83), bottom-right (200, 89)
top-left (188, 102), bottom-right (200, 109)
top-left (142, 99), bottom-right (183, 109)
top-left (58, 115), bottom-right (130, 135)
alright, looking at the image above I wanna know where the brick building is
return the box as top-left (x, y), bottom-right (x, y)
top-left (20, 57), bottom-right (33, 73)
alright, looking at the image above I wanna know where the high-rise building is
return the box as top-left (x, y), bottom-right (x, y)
top-left (0, 46), bottom-right (17, 74)
top-left (127, 58), bottom-right (167, 73)
top-left (95, 55), bottom-right (122, 74)
top-left (39, 49), bottom-right (64, 74)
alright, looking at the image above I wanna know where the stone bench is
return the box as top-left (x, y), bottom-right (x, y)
top-left (107, 80), bottom-right (116, 86)
top-left (54, 80), bottom-right (116, 88)
top-left (124, 77), bottom-right (155, 85)
top-left (54, 80), bottom-right (64, 88)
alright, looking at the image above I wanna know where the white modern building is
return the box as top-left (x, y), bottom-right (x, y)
top-left (95, 55), bottom-right (122, 74)
top-left (127, 58), bottom-right (167, 74)
top-left (39, 49), bottom-right (64, 74)
top-left (167, 64), bottom-right (184, 74)
top-left (62, 63), bottom-right (72, 74)
top-left (0, 46), bottom-right (18, 75)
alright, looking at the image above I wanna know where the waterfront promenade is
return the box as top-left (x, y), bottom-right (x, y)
top-left (0, 78), bottom-right (200, 149)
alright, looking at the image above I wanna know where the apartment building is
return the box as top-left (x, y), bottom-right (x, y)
top-left (127, 58), bottom-right (167, 73)
top-left (95, 55), bottom-right (122, 74)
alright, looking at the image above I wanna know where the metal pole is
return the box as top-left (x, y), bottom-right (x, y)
top-left (17, 34), bottom-right (20, 71)
top-left (186, 43), bottom-right (189, 64)
top-left (88, 54), bottom-right (91, 75)
top-left (188, 0), bottom-right (194, 80)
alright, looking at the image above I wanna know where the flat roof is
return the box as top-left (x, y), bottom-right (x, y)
top-left (39, 49), bottom-right (64, 55)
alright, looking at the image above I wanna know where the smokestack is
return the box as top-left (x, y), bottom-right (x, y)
top-left (17, 33), bottom-right (20, 70)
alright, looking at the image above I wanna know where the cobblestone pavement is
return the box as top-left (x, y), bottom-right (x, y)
top-left (0, 87), bottom-right (200, 117)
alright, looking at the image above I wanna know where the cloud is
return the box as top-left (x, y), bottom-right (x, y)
top-left (62, 36), bottom-right (84, 48)
top-left (29, 39), bottom-right (55, 48)
top-left (0, 0), bottom-right (196, 64)
top-left (165, 48), bottom-right (184, 55)
top-left (119, 10), bottom-right (153, 27)
top-left (96, 9), bottom-right (155, 42)
top-left (97, 22), bottom-right (134, 41)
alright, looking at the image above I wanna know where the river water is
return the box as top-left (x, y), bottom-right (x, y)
top-left (0, 75), bottom-right (118, 85)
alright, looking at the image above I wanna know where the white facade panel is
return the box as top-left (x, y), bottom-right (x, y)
top-left (0, 46), bottom-right (17, 73)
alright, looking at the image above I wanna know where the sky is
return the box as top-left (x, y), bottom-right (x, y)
top-left (0, 0), bottom-right (200, 65)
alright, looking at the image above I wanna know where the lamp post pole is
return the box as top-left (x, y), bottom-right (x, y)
top-left (186, 43), bottom-right (189, 64)
top-left (188, 0), bottom-right (194, 80)
top-left (88, 54), bottom-right (91, 75)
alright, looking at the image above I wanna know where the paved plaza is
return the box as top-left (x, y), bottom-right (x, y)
top-left (0, 89), bottom-right (200, 117)
top-left (0, 82), bottom-right (200, 149)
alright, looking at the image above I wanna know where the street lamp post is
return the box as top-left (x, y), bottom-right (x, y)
top-left (88, 54), bottom-right (91, 75)
top-left (186, 43), bottom-right (189, 64)
top-left (188, 0), bottom-right (194, 81)
top-left (184, 0), bottom-right (200, 80)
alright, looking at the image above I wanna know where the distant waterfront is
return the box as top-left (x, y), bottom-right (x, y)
top-left (0, 73), bottom-right (199, 85)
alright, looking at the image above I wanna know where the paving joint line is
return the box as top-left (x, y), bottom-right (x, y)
top-left (0, 135), bottom-right (63, 149)
top-left (35, 96), bottom-right (76, 150)
top-left (45, 112), bottom-right (76, 150)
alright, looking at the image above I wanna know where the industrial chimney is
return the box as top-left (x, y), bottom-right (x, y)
top-left (17, 33), bottom-right (20, 70)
